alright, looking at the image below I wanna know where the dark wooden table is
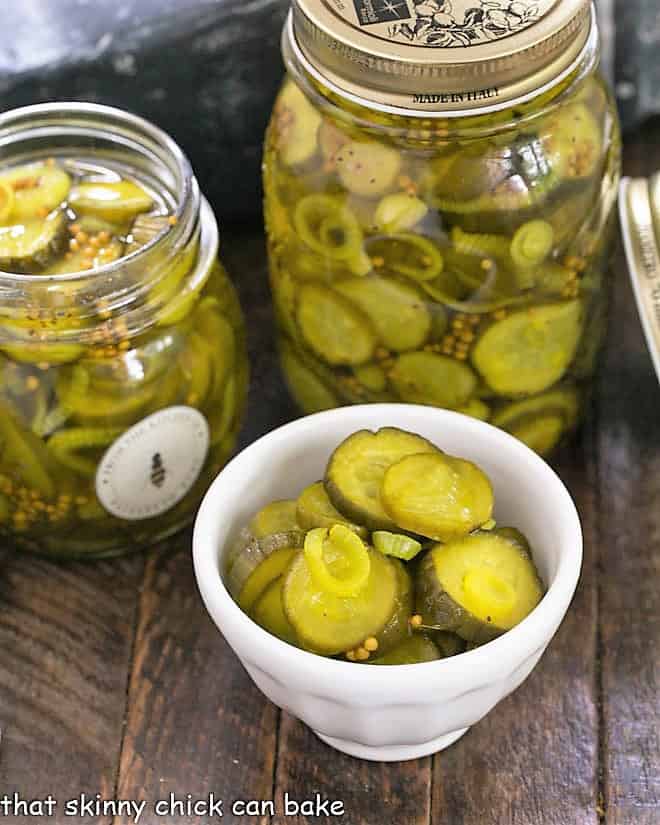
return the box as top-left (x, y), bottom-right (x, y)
top-left (1, 124), bottom-right (659, 825)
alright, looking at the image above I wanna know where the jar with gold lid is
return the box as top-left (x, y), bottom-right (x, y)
top-left (263, 0), bottom-right (621, 456)
top-left (0, 103), bottom-right (248, 558)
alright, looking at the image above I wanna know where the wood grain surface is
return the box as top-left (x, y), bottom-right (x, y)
top-left (0, 129), bottom-right (658, 825)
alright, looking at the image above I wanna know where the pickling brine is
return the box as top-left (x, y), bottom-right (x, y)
top-left (0, 103), bottom-right (248, 558)
top-left (263, 0), bottom-right (621, 456)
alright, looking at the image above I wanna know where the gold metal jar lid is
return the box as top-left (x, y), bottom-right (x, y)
top-left (619, 177), bottom-right (660, 383)
top-left (286, 0), bottom-right (594, 115)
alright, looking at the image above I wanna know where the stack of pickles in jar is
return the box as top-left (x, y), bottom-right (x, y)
top-left (263, 73), bottom-right (620, 456)
top-left (0, 156), bottom-right (247, 558)
top-left (227, 427), bottom-right (545, 664)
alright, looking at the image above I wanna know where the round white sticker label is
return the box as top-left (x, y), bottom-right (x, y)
top-left (96, 406), bottom-right (210, 521)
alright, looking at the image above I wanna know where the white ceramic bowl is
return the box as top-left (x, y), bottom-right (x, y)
top-left (193, 404), bottom-right (582, 762)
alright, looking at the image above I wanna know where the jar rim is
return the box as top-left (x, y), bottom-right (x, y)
top-left (0, 100), bottom-right (199, 284)
top-left (283, 5), bottom-right (599, 122)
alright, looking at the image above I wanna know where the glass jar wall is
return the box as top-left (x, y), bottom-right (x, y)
top-left (0, 103), bottom-right (248, 558)
top-left (263, 5), bottom-right (621, 457)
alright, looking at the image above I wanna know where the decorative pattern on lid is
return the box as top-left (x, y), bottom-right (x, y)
top-left (287, 0), bottom-right (593, 114)
top-left (350, 0), bottom-right (549, 48)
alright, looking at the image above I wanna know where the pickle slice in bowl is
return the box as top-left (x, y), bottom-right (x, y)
top-left (324, 427), bottom-right (439, 531)
top-left (416, 532), bottom-right (544, 643)
top-left (381, 451), bottom-right (494, 542)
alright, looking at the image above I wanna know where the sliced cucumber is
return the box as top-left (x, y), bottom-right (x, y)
top-left (238, 547), bottom-right (298, 613)
top-left (125, 214), bottom-right (171, 254)
top-left (296, 481), bottom-right (367, 537)
top-left (276, 82), bottom-right (322, 167)
top-left (296, 283), bottom-right (377, 366)
top-left (370, 558), bottom-right (414, 655)
top-left (456, 398), bottom-right (491, 421)
top-left (334, 276), bottom-right (431, 352)
top-left (491, 386), bottom-right (580, 430)
top-left (471, 301), bottom-right (583, 396)
top-left (491, 386), bottom-right (579, 455)
top-left (381, 451), bottom-right (494, 541)
top-left (368, 634), bottom-right (440, 665)
top-left (505, 414), bottom-right (565, 455)
top-left (250, 578), bottom-right (298, 645)
top-left (324, 427), bottom-right (439, 531)
top-left (388, 351), bottom-right (478, 409)
top-left (0, 212), bottom-right (67, 272)
top-left (69, 180), bottom-right (153, 223)
top-left (282, 546), bottom-right (399, 655)
top-left (432, 630), bottom-right (467, 658)
top-left (225, 530), bottom-right (305, 600)
top-left (0, 181), bottom-right (14, 224)
top-left (543, 103), bottom-right (602, 181)
top-left (335, 140), bottom-right (401, 197)
top-left (279, 339), bottom-right (339, 413)
top-left (353, 363), bottom-right (387, 392)
top-left (249, 500), bottom-right (299, 538)
top-left (416, 533), bottom-right (544, 643)
top-left (0, 162), bottom-right (71, 222)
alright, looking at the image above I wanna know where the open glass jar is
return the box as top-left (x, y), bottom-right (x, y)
top-left (263, 0), bottom-right (621, 456)
top-left (0, 103), bottom-right (248, 558)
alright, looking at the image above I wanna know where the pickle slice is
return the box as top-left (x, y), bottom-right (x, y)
top-left (543, 103), bottom-right (602, 181)
top-left (0, 181), bottom-right (14, 223)
top-left (296, 283), bottom-right (377, 366)
top-left (369, 635), bottom-right (440, 665)
top-left (324, 427), bottom-right (439, 531)
top-left (68, 180), bottom-right (153, 222)
top-left (282, 545), bottom-right (399, 655)
top-left (335, 276), bottom-right (431, 352)
top-left (471, 301), bottom-right (583, 396)
top-left (279, 339), bottom-right (339, 413)
top-left (416, 533), bottom-right (544, 643)
top-left (225, 530), bottom-right (305, 600)
top-left (381, 452), bottom-right (494, 541)
top-left (275, 82), bottom-right (322, 167)
top-left (296, 481), bottom-right (368, 537)
top-left (492, 386), bottom-right (579, 455)
top-left (0, 212), bottom-right (67, 271)
top-left (0, 162), bottom-right (71, 222)
top-left (238, 547), bottom-right (298, 613)
top-left (125, 214), bottom-right (171, 254)
top-left (353, 363), bottom-right (387, 392)
top-left (250, 578), bottom-right (298, 645)
top-left (504, 414), bottom-right (565, 456)
top-left (335, 140), bottom-right (401, 197)
top-left (388, 351), bottom-right (478, 409)
top-left (249, 500), bottom-right (299, 538)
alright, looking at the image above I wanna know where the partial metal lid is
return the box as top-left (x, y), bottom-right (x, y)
top-left (619, 176), bottom-right (660, 383)
top-left (287, 0), bottom-right (594, 114)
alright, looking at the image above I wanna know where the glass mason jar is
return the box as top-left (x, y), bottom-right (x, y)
top-left (263, 0), bottom-right (621, 457)
top-left (0, 103), bottom-right (248, 558)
